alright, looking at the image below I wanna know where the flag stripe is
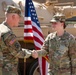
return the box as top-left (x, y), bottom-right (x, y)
top-left (24, 21), bottom-right (31, 25)
top-left (32, 21), bottom-right (42, 33)
top-left (25, 17), bottom-right (31, 20)
top-left (34, 40), bottom-right (42, 49)
top-left (24, 29), bottom-right (32, 32)
top-left (33, 26), bottom-right (44, 39)
top-left (24, 25), bottom-right (32, 29)
top-left (24, 37), bottom-right (33, 40)
top-left (33, 31), bottom-right (44, 42)
top-left (24, 33), bottom-right (33, 36)
top-left (34, 36), bottom-right (43, 45)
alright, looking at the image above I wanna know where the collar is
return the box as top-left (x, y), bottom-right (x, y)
top-left (2, 21), bottom-right (12, 30)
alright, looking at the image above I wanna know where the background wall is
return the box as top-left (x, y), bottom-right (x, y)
top-left (33, 0), bottom-right (76, 6)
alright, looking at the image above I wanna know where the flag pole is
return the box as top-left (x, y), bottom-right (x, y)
top-left (24, 58), bottom-right (26, 75)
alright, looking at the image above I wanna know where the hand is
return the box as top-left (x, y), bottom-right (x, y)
top-left (22, 49), bottom-right (32, 58)
top-left (31, 50), bottom-right (38, 58)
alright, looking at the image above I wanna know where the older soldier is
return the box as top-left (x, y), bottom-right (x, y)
top-left (0, 5), bottom-right (31, 75)
top-left (32, 13), bottom-right (76, 75)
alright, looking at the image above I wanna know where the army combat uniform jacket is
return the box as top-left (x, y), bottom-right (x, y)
top-left (37, 31), bottom-right (76, 75)
top-left (0, 22), bottom-right (28, 75)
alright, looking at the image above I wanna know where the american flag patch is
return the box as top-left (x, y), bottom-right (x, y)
top-left (9, 38), bottom-right (16, 45)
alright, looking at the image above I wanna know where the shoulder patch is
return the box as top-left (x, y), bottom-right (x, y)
top-left (9, 38), bottom-right (16, 45)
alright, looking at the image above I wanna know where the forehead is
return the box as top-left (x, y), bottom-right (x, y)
top-left (10, 13), bottom-right (20, 19)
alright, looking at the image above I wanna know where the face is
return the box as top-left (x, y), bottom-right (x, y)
top-left (51, 22), bottom-right (63, 31)
top-left (12, 14), bottom-right (21, 27)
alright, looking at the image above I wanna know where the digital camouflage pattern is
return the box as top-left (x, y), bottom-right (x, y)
top-left (0, 21), bottom-right (31, 75)
top-left (37, 31), bottom-right (76, 75)
top-left (50, 13), bottom-right (65, 23)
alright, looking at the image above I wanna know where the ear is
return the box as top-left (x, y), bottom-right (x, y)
top-left (61, 22), bottom-right (64, 27)
top-left (12, 14), bottom-right (16, 20)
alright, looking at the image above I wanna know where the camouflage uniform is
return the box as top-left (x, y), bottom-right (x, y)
top-left (0, 5), bottom-right (31, 75)
top-left (37, 13), bottom-right (76, 75)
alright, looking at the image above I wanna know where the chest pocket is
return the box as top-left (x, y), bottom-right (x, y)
top-left (49, 37), bottom-right (69, 58)
top-left (56, 44), bottom-right (68, 57)
top-left (59, 39), bottom-right (69, 54)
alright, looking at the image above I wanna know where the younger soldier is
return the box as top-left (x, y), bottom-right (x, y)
top-left (32, 13), bottom-right (76, 75)
top-left (0, 5), bottom-right (31, 75)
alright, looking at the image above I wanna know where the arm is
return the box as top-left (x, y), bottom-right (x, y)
top-left (68, 36), bottom-right (76, 74)
top-left (1, 31), bottom-right (31, 58)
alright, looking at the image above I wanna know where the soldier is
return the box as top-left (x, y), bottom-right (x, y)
top-left (0, 5), bottom-right (31, 75)
top-left (32, 13), bottom-right (76, 75)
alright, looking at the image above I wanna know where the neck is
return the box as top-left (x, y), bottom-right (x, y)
top-left (5, 19), bottom-right (13, 28)
top-left (57, 29), bottom-right (65, 36)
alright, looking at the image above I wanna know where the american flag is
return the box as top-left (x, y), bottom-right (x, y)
top-left (24, 0), bottom-right (48, 75)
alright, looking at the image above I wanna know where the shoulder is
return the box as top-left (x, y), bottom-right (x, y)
top-left (65, 31), bottom-right (75, 40)
top-left (47, 32), bottom-right (56, 39)
top-left (45, 32), bottom-right (56, 41)
top-left (64, 31), bottom-right (76, 46)
top-left (0, 23), bottom-right (11, 35)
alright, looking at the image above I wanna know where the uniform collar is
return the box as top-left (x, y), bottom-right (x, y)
top-left (2, 21), bottom-right (12, 30)
top-left (56, 31), bottom-right (68, 40)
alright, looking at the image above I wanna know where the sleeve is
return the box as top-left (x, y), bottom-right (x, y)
top-left (0, 31), bottom-right (1, 41)
top-left (0, 31), bottom-right (1, 37)
top-left (68, 36), bottom-right (76, 74)
top-left (2, 31), bottom-right (30, 58)
top-left (37, 35), bottom-right (49, 57)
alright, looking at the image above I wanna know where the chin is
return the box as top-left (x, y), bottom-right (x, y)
top-left (13, 25), bottom-right (17, 27)
top-left (52, 28), bottom-right (57, 31)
